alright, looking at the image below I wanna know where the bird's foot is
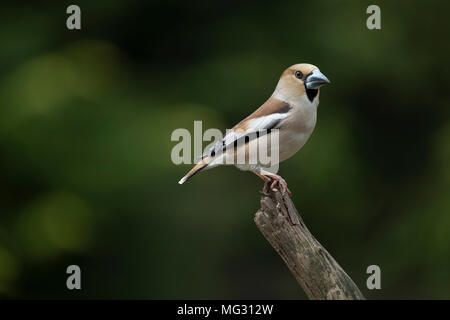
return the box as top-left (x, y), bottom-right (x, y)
top-left (254, 170), bottom-right (291, 197)
top-left (262, 179), bottom-right (271, 195)
top-left (269, 174), bottom-right (292, 197)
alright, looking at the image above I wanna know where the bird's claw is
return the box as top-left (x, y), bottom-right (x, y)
top-left (261, 176), bottom-right (292, 197)
top-left (262, 180), bottom-right (270, 195)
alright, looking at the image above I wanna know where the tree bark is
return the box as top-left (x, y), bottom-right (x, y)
top-left (254, 190), bottom-right (365, 300)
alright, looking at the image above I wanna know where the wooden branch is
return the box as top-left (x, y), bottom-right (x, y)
top-left (254, 190), bottom-right (365, 300)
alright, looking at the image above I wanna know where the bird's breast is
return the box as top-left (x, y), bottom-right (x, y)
top-left (278, 104), bottom-right (317, 161)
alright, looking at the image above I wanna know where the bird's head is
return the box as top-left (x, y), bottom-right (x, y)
top-left (273, 63), bottom-right (330, 104)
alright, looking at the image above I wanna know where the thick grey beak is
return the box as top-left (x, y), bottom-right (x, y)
top-left (305, 69), bottom-right (330, 89)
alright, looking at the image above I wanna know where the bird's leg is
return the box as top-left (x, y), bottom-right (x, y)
top-left (259, 169), bottom-right (292, 197)
top-left (252, 170), bottom-right (271, 195)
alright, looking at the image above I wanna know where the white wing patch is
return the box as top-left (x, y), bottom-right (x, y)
top-left (203, 113), bottom-right (289, 158)
top-left (245, 113), bottom-right (288, 132)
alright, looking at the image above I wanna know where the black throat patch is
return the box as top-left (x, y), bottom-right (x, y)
top-left (306, 88), bottom-right (318, 102)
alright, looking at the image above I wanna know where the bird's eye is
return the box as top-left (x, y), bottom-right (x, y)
top-left (295, 71), bottom-right (303, 79)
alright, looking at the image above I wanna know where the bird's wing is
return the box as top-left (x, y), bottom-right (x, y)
top-left (203, 97), bottom-right (292, 158)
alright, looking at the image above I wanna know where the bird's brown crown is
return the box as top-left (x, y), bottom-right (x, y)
top-left (280, 63), bottom-right (318, 80)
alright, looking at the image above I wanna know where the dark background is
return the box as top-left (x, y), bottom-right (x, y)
top-left (0, 0), bottom-right (449, 299)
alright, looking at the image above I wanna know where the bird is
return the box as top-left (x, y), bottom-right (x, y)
top-left (178, 63), bottom-right (330, 196)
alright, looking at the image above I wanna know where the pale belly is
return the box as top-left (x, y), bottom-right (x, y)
top-left (230, 122), bottom-right (316, 171)
top-left (278, 129), bottom-right (314, 162)
top-left (277, 105), bottom-right (317, 162)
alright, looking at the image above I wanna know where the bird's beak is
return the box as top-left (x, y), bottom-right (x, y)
top-left (305, 69), bottom-right (330, 89)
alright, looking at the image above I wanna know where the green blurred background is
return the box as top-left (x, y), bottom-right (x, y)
top-left (0, 0), bottom-right (449, 299)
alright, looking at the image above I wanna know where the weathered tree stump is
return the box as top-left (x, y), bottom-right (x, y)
top-left (254, 190), bottom-right (365, 300)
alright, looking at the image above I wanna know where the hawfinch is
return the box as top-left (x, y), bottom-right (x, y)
top-left (178, 63), bottom-right (330, 196)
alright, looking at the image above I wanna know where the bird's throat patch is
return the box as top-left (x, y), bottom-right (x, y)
top-left (306, 88), bottom-right (318, 102)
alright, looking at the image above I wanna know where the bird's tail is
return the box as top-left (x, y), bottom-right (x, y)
top-left (178, 157), bottom-right (211, 184)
